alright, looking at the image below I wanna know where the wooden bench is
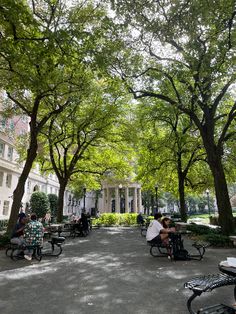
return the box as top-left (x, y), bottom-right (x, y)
top-left (184, 273), bottom-right (236, 313)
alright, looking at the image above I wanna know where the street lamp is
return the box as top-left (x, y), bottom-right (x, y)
top-left (83, 187), bottom-right (86, 213)
top-left (155, 185), bottom-right (158, 214)
top-left (119, 184), bottom-right (123, 213)
top-left (206, 189), bottom-right (210, 218)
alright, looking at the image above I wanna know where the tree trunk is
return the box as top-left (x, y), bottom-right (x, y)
top-left (6, 134), bottom-right (38, 235)
top-left (201, 129), bottom-right (234, 234)
top-left (178, 173), bottom-right (187, 222)
top-left (208, 153), bottom-right (234, 234)
top-left (57, 180), bottom-right (68, 223)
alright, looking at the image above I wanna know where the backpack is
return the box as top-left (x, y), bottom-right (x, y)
top-left (173, 248), bottom-right (190, 261)
top-left (169, 233), bottom-right (190, 261)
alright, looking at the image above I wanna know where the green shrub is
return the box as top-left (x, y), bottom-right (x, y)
top-left (187, 224), bottom-right (220, 235)
top-left (203, 233), bottom-right (232, 247)
top-left (93, 213), bottom-right (139, 226)
top-left (0, 233), bottom-right (10, 248)
top-left (0, 219), bottom-right (8, 231)
top-left (99, 213), bottom-right (117, 225)
top-left (30, 191), bottom-right (49, 218)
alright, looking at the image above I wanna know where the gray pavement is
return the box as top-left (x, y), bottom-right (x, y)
top-left (0, 227), bottom-right (235, 314)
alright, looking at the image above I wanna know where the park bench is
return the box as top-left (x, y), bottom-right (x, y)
top-left (6, 243), bottom-right (42, 261)
top-left (41, 236), bottom-right (65, 257)
top-left (148, 232), bottom-right (206, 261)
top-left (184, 273), bottom-right (236, 313)
top-left (6, 236), bottom-right (65, 260)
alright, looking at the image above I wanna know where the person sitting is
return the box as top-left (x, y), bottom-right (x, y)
top-left (23, 213), bottom-right (44, 261)
top-left (137, 212), bottom-right (144, 225)
top-left (146, 213), bottom-right (173, 246)
top-left (10, 214), bottom-right (27, 255)
top-left (161, 217), bottom-right (176, 245)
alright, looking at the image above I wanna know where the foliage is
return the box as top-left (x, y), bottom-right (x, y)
top-left (186, 222), bottom-right (233, 247)
top-left (203, 234), bottom-right (233, 247)
top-left (30, 191), bottom-right (49, 218)
top-left (0, 220), bottom-right (8, 231)
top-left (0, 233), bottom-right (10, 248)
top-left (47, 194), bottom-right (58, 217)
top-left (187, 224), bottom-right (220, 235)
top-left (111, 0), bottom-right (236, 234)
top-left (92, 213), bottom-right (138, 226)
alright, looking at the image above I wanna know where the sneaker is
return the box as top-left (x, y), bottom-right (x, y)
top-left (24, 255), bottom-right (32, 261)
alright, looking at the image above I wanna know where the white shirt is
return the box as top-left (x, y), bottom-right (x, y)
top-left (146, 220), bottom-right (163, 241)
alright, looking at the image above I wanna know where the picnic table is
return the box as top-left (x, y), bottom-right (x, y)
top-left (184, 259), bottom-right (236, 313)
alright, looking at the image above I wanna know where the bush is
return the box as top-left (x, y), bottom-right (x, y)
top-left (30, 191), bottom-right (49, 218)
top-left (93, 213), bottom-right (139, 226)
top-left (0, 233), bottom-right (10, 248)
top-left (203, 233), bottom-right (232, 247)
top-left (187, 224), bottom-right (220, 235)
top-left (0, 219), bottom-right (8, 231)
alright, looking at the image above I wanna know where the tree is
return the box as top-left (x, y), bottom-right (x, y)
top-left (30, 191), bottom-right (49, 218)
top-left (111, 0), bottom-right (236, 234)
top-left (135, 103), bottom-right (208, 221)
top-left (47, 193), bottom-right (58, 218)
top-left (38, 87), bottom-right (133, 222)
top-left (0, 0), bottom-right (119, 233)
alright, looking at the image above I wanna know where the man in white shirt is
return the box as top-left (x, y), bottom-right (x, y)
top-left (146, 213), bottom-right (171, 244)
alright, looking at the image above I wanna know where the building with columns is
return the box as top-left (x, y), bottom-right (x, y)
top-left (101, 181), bottom-right (142, 214)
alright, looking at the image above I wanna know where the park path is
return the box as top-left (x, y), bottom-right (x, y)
top-left (0, 227), bottom-right (235, 314)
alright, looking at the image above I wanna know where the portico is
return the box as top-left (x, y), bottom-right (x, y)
top-left (101, 181), bottom-right (142, 213)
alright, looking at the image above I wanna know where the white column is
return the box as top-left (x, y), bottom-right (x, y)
top-left (102, 188), bottom-right (107, 213)
top-left (115, 187), bottom-right (119, 213)
top-left (125, 187), bottom-right (129, 213)
top-left (107, 188), bottom-right (111, 213)
top-left (133, 188), bottom-right (137, 213)
top-left (137, 188), bottom-right (142, 212)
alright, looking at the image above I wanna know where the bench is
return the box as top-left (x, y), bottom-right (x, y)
top-left (42, 236), bottom-right (65, 257)
top-left (6, 243), bottom-right (42, 261)
top-left (184, 273), bottom-right (236, 313)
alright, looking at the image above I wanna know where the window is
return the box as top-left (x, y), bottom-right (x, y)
top-left (3, 201), bottom-right (10, 216)
top-left (0, 118), bottom-right (6, 129)
top-left (0, 142), bottom-right (5, 158)
top-left (7, 146), bottom-right (13, 161)
top-left (0, 172), bottom-right (3, 186)
top-left (27, 180), bottom-right (31, 192)
top-left (9, 120), bottom-right (15, 131)
top-left (6, 174), bottom-right (12, 188)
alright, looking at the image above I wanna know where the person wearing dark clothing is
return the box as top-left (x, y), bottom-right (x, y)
top-left (137, 212), bottom-right (144, 225)
top-left (80, 213), bottom-right (89, 232)
top-left (11, 216), bottom-right (27, 245)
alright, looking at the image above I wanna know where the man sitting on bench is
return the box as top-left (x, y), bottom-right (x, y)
top-left (146, 213), bottom-right (173, 246)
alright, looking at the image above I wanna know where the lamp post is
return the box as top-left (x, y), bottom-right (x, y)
top-left (206, 189), bottom-right (210, 218)
top-left (155, 185), bottom-right (158, 214)
top-left (83, 187), bottom-right (86, 213)
top-left (119, 184), bottom-right (123, 213)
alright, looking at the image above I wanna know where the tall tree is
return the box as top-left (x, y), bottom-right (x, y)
top-left (39, 88), bottom-right (132, 222)
top-left (111, 0), bottom-right (236, 234)
top-left (135, 103), bottom-right (208, 222)
top-left (0, 0), bottom-right (116, 234)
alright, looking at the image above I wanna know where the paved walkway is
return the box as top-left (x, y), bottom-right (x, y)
top-left (0, 227), bottom-right (235, 314)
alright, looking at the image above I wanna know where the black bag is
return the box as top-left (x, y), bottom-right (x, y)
top-left (169, 233), bottom-right (190, 261)
top-left (173, 248), bottom-right (190, 261)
